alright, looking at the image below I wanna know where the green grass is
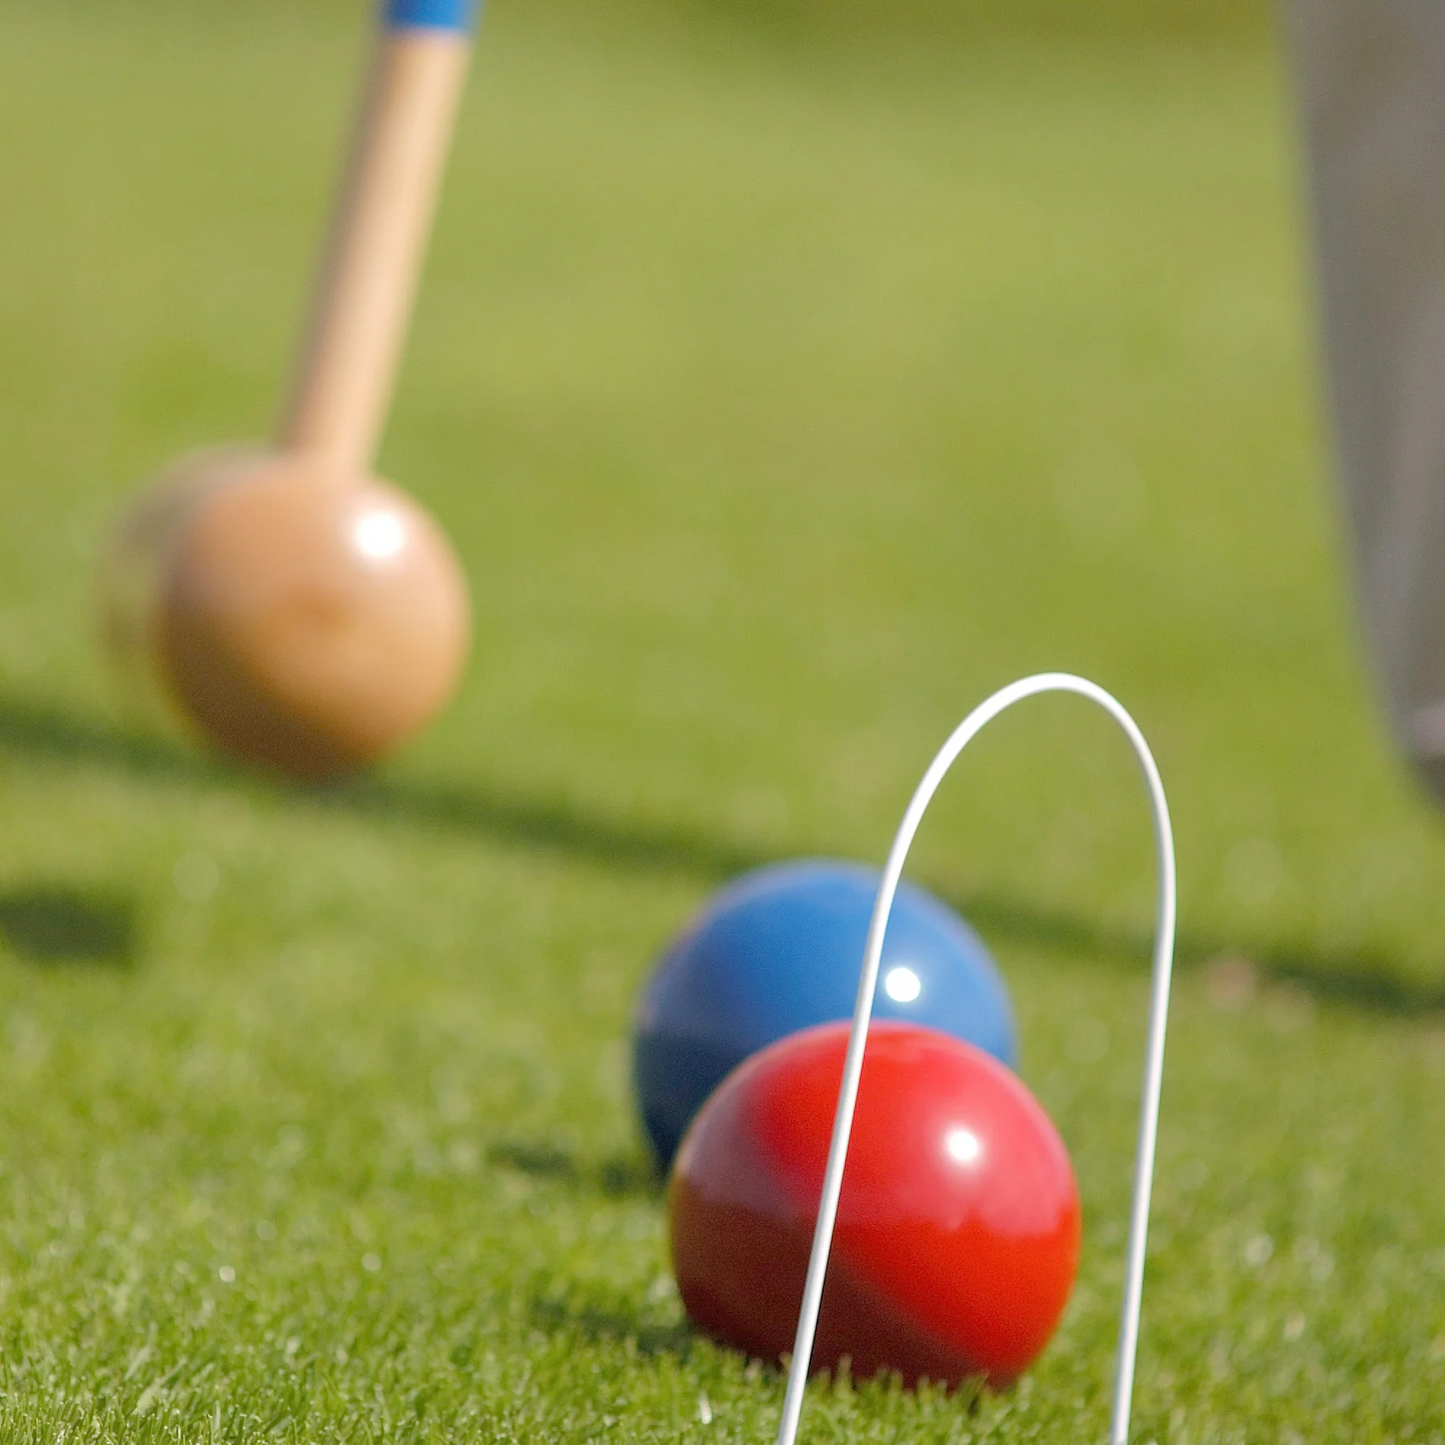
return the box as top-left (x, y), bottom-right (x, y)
top-left (1, 2), bottom-right (1444, 1440)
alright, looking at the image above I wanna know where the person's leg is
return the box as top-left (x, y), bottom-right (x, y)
top-left (1286, 0), bottom-right (1445, 800)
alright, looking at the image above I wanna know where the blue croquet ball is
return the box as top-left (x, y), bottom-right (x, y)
top-left (633, 859), bottom-right (1017, 1167)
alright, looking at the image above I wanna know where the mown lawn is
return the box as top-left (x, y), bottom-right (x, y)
top-left (0, 2), bottom-right (1443, 1440)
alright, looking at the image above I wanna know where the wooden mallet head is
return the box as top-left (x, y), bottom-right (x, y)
top-left (101, 0), bottom-right (478, 780)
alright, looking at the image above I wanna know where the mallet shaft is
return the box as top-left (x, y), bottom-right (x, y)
top-left (281, 2), bottom-right (477, 474)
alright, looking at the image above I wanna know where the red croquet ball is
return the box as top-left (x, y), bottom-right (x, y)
top-left (668, 1020), bottom-right (1081, 1389)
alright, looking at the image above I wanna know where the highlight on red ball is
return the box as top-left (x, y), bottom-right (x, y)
top-left (667, 1021), bottom-right (1081, 1390)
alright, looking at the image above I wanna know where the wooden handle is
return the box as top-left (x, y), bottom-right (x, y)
top-left (279, 6), bottom-right (476, 475)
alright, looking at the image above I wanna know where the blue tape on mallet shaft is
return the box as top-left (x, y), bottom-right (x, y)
top-left (384, 0), bottom-right (480, 32)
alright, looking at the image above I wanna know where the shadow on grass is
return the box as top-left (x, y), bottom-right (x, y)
top-left (488, 1139), bottom-right (663, 1199)
top-left (2, 690), bottom-right (1443, 1016)
top-left (529, 1290), bottom-right (696, 1359)
top-left (0, 691), bottom-right (759, 878)
top-left (0, 885), bottom-right (137, 965)
top-left (955, 892), bottom-right (1445, 1018)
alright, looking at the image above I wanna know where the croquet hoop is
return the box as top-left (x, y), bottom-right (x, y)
top-left (774, 673), bottom-right (1177, 1445)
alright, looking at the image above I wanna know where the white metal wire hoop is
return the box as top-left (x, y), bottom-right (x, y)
top-left (774, 674), bottom-right (1177, 1445)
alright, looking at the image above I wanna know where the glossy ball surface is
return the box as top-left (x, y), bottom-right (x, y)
top-left (669, 1021), bottom-right (1080, 1389)
top-left (103, 448), bottom-right (470, 780)
top-left (634, 860), bottom-right (1016, 1166)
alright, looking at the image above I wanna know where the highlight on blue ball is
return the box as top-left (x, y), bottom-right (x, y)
top-left (384, 0), bottom-right (480, 32)
top-left (632, 859), bottom-right (1018, 1168)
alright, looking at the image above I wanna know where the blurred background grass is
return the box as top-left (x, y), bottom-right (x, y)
top-left (41, 0), bottom-right (1277, 39)
top-left (567, 0), bottom-right (1274, 43)
top-left (2, 0), bottom-right (1444, 1440)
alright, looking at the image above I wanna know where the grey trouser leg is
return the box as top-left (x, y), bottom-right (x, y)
top-left (1286, 0), bottom-right (1445, 800)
